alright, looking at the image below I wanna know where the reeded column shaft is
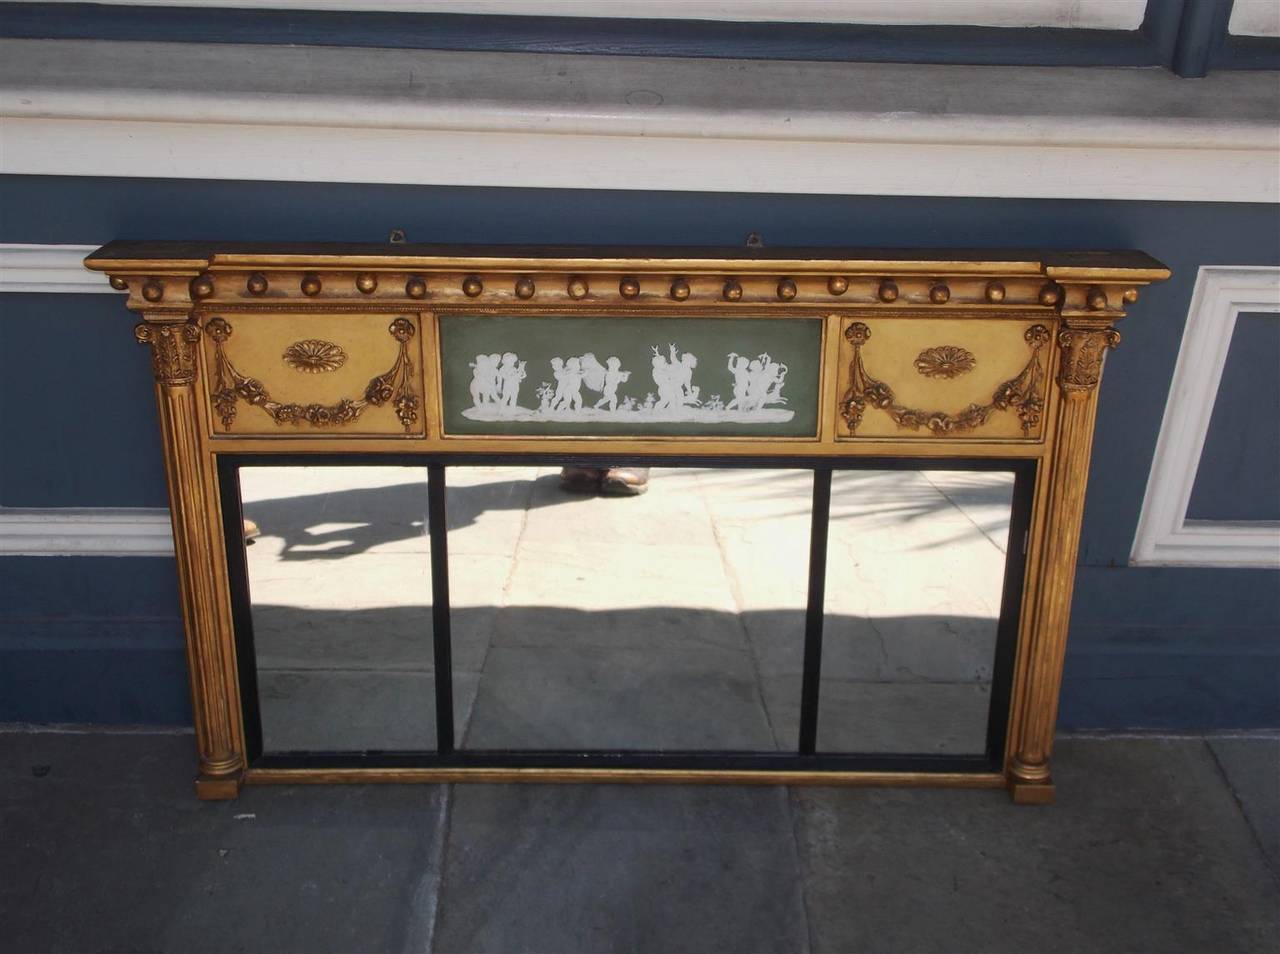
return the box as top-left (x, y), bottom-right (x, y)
top-left (1008, 322), bottom-right (1120, 803)
top-left (137, 318), bottom-right (244, 799)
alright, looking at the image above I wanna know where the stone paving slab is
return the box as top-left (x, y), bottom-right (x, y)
top-left (2, 731), bottom-right (1276, 954)
top-left (0, 732), bottom-right (448, 954)
top-left (433, 783), bottom-right (810, 954)
top-left (792, 737), bottom-right (1280, 954)
top-left (1210, 736), bottom-right (1280, 874)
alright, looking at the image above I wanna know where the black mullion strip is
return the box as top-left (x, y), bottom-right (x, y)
top-left (798, 467), bottom-right (833, 754)
top-left (216, 458), bottom-right (263, 764)
top-left (427, 464), bottom-right (456, 755)
top-left (251, 750), bottom-right (994, 775)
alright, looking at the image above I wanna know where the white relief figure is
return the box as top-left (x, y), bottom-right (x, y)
top-left (468, 352), bottom-right (502, 407)
top-left (552, 355), bottom-right (586, 411)
top-left (593, 356), bottom-right (631, 411)
top-left (741, 352), bottom-right (787, 411)
top-left (461, 340), bottom-right (794, 425)
top-left (497, 352), bottom-right (526, 409)
top-left (758, 355), bottom-right (788, 408)
top-left (651, 344), bottom-right (700, 410)
top-left (725, 352), bottom-right (752, 410)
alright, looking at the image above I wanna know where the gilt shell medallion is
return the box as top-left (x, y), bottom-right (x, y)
top-left (913, 345), bottom-right (976, 379)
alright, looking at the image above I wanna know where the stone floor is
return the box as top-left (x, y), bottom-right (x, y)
top-left (239, 465), bottom-right (1015, 756)
top-left (1, 729), bottom-right (1276, 954)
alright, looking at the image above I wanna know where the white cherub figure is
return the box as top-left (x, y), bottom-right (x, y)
top-left (552, 355), bottom-right (585, 412)
top-left (497, 352), bottom-right (526, 409)
top-left (725, 352), bottom-right (752, 410)
top-left (468, 353), bottom-right (500, 407)
top-left (593, 356), bottom-right (631, 411)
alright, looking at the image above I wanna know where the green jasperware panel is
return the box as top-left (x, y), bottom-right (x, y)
top-left (439, 314), bottom-right (822, 437)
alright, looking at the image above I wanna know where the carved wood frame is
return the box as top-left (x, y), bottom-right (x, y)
top-left (86, 243), bottom-right (1169, 803)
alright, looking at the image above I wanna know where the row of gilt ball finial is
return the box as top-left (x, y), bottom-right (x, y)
top-left (126, 274), bottom-right (1132, 310)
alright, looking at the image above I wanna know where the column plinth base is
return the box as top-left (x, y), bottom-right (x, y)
top-left (196, 773), bottom-right (243, 800)
top-left (1008, 778), bottom-right (1055, 805)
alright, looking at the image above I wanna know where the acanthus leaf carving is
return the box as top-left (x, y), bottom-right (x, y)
top-left (1057, 327), bottom-right (1121, 396)
top-left (135, 320), bottom-right (202, 385)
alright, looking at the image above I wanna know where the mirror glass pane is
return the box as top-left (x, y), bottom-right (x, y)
top-left (238, 465), bottom-right (436, 753)
top-left (447, 465), bottom-right (810, 751)
top-left (818, 468), bottom-right (1016, 756)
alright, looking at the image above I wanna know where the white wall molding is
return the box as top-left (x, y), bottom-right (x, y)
top-left (1230, 0), bottom-right (1280, 38)
top-left (2, 40), bottom-right (1277, 202)
top-left (1132, 266), bottom-right (1280, 569)
top-left (0, 245), bottom-right (116, 294)
top-left (0, 508), bottom-right (174, 557)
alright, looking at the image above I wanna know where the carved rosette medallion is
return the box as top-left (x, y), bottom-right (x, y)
top-left (207, 315), bottom-right (420, 432)
top-left (914, 345), bottom-right (976, 379)
top-left (1057, 327), bottom-right (1121, 396)
top-left (282, 339), bottom-right (347, 373)
top-left (135, 321), bottom-right (202, 385)
top-left (840, 322), bottom-right (1050, 436)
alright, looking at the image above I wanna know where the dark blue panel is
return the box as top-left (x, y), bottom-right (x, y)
top-left (0, 294), bottom-right (168, 507)
top-left (0, 557), bottom-right (187, 723)
top-left (1060, 648), bottom-right (1279, 729)
top-left (1187, 313), bottom-right (1280, 521)
top-left (0, 649), bottom-right (191, 723)
top-left (0, 556), bottom-right (182, 619)
top-left (1062, 566), bottom-right (1279, 729)
top-left (1214, 34), bottom-right (1280, 71)
top-left (0, 1), bottom-right (1177, 69)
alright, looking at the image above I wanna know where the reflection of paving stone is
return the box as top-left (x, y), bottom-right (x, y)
top-left (758, 676), bottom-right (991, 756)
top-left (237, 463), bottom-right (1018, 758)
top-left (813, 680), bottom-right (991, 755)
top-left (820, 614), bottom-right (999, 683)
top-left (252, 604), bottom-right (435, 671)
top-left (793, 738), bottom-right (1280, 954)
top-left (434, 783), bottom-right (809, 954)
top-left (462, 645), bottom-right (778, 751)
top-left (258, 670), bottom-right (439, 752)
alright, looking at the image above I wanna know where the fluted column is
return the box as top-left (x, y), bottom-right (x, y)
top-left (136, 311), bottom-right (244, 799)
top-left (1008, 312), bottom-right (1121, 804)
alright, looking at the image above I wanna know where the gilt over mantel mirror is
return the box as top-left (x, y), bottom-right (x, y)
top-left (85, 243), bottom-right (1170, 802)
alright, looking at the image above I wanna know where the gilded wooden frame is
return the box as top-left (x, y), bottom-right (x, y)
top-left (85, 243), bottom-right (1170, 803)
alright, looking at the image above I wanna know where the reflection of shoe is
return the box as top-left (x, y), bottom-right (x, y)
top-left (243, 518), bottom-right (261, 544)
top-left (559, 466), bottom-right (603, 494)
top-left (601, 467), bottom-right (649, 496)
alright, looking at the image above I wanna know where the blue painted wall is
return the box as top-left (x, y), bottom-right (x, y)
top-left (1, 175), bottom-right (1276, 728)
